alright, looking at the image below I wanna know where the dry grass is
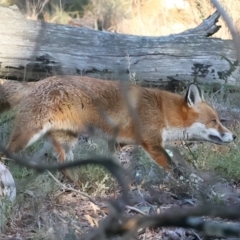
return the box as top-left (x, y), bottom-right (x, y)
top-left (2, 0), bottom-right (240, 38)
top-left (34, 0), bottom-right (240, 39)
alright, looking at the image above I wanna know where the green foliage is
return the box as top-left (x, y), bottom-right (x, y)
top-left (184, 139), bottom-right (240, 182)
top-left (0, 199), bottom-right (13, 233)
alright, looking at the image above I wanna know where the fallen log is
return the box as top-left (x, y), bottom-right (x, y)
top-left (0, 5), bottom-right (239, 90)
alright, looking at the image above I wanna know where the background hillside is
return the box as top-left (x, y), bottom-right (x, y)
top-left (2, 0), bottom-right (239, 39)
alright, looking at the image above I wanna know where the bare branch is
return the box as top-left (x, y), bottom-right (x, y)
top-left (97, 204), bottom-right (240, 238)
top-left (211, 0), bottom-right (240, 62)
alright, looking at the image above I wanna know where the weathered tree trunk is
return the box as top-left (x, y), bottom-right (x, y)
top-left (0, 5), bottom-right (239, 90)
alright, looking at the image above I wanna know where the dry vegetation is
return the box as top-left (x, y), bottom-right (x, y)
top-left (5, 0), bottom-right (239, 39)
top-left (0, 0), bottom-right (240, 239)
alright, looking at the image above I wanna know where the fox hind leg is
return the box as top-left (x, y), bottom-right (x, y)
top-left (6, 126), bottom-right (48, 154)
top-left (49, 131), bottom-right (79, 182)
top-left (49, 130), bottom-right (79, 161)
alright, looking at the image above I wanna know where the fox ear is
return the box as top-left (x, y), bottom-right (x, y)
top-left (185, 84), bottom-right (203, 107)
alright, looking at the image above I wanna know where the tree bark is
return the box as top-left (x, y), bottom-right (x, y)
top-left (0, 5), bottom-right (239, 90)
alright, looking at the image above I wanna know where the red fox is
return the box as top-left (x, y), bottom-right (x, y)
top-left (3, 75), bottom-right (236, 171)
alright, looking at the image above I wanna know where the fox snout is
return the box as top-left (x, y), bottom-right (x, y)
top-left (184, 123), bottom-right (236, 145)
top-left (208, 128), bottom-right (236, 145)
top-left (220, 131), bottom-right (237, 142)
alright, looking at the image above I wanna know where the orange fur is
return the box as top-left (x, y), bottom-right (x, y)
top-left (0, 79), bottom-right (34, 112)
top-left (0, 79), bottom-right (79, 154)
top-left (4, 75), bottom-right (236, 172)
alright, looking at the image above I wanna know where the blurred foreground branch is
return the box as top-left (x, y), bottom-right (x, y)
top-left (0, 144), bottom-right (130, 207)
top-left (85, 204), bottom-right (240, 239)
top-left (1, 144), bottom-right (240, 240)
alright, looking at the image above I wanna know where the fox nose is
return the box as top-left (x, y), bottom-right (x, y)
top-left (233, 134), bottom-right (237, 140)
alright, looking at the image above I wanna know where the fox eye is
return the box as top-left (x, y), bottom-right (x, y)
top-left (211, 119), bottom-right (217, 124)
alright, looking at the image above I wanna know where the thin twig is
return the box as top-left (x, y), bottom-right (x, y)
top-left (190, 229), bottom-right (203, 240)
top-left (47, 170), bottom-right (97, 204)
top-left (126, 205), bottom-right (148, 216)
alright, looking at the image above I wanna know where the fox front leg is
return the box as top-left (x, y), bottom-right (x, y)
top-left (142, 143), bottom-right (183, 177)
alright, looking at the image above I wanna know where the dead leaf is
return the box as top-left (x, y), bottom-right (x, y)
top-left (85, 214), bottom-right (98, 227)
top-left (90, 202), bottom-right (101, 214)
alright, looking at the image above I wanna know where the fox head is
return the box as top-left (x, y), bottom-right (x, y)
top-left (182, 84), bottom-right (236, 144)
